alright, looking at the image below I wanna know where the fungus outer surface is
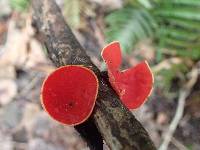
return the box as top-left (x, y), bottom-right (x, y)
top-left (101, 41), bottom-right (122, 70)
top-left (102, 41), bottom-right (153, 109)
top-left (41, 65), bottom-right (98, 125)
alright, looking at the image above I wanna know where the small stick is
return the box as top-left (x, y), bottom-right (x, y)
top-left (159, 68), bottom-right (198, 150)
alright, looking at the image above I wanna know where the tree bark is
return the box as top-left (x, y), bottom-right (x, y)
top-left (31, 0), bottom-right (157, 150)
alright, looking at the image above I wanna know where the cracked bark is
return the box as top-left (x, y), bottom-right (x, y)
top-left (31, 0), bottom-right (156, 150)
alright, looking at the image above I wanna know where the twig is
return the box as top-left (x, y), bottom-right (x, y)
top-left (152, 57), bottom-right (182, 73)
top-left (171, 137), bottom-right (188, 150)
top-left (159, 68), bottom-right (198, 150)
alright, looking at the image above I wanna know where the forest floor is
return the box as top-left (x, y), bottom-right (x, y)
top-left (0, 0), bottom-right (199, 150)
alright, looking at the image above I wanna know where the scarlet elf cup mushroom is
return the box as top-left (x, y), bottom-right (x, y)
top-left (41, 42), bottom-right (153, 126)
top-left (41, 65), bottom-right (99, 126)
top-left (101, 41), bottom-right (153, 109)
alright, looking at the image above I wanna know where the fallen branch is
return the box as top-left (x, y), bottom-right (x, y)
top-left (159, 68), bottom-right (198, 150)
top-left (31, 0), bottom-right (156, 149)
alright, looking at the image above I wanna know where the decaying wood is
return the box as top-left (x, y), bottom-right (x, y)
top-left (31, 0), bottom-right (156, 149)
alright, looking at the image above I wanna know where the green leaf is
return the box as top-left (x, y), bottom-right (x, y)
top-left (162, 17), bottom-right (200, 31)
top-left (10, 0), bottom-right (30, 12)
top-left (153, 0), bottom-right (200, 59)
top-left (158, 0), bottom-right (200, 7)
top-left (137, 0), bottom-right (153, 8)
top-left (105, 6), bottom-right (156, 53)
top-left (154, 7), bottom-right (200, 21)
top-left (158, 27), bottom-right (200, 42)
top-left (174, 49), bottom-right (200, 60)
top-left (105, 0), bottom-right (200, 60)
top-left (162, 37), bottom-right (200, 49)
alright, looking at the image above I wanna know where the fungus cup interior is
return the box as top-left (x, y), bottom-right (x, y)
top-left (101, 41), bottom-right (153, 109)
top-left (41, 65), bottom-right (98, 126)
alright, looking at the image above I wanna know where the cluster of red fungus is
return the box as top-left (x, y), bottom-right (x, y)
top-left (41, 42), bottom-right (153, 125)
top-left (101, 41), bottom-right (153, 109)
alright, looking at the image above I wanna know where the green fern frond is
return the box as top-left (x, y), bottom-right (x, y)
top-left (105, 0), bottom-right (200, 60)
top-left (175, 49), bottom-right (200, 60)
top-left (161, 17), bottom-right (200, 31)
top-left (153, 0), bottom-right (200, 60)
top-left (105, 7), bottom-right (156, 53)
top-left (158, 0), bottom-right (200, 7)
top-left (162, 37), bottom-right (200, 49)
top-left (154, 7), bottom-right (200, 21)
top-left (158, 27), bottom-right (200, 42)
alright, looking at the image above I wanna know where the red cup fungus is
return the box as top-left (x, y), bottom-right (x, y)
top-left (41, 65), bottom-right (99, 126)
top-left (101, 41), bottom-right (153, 109)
